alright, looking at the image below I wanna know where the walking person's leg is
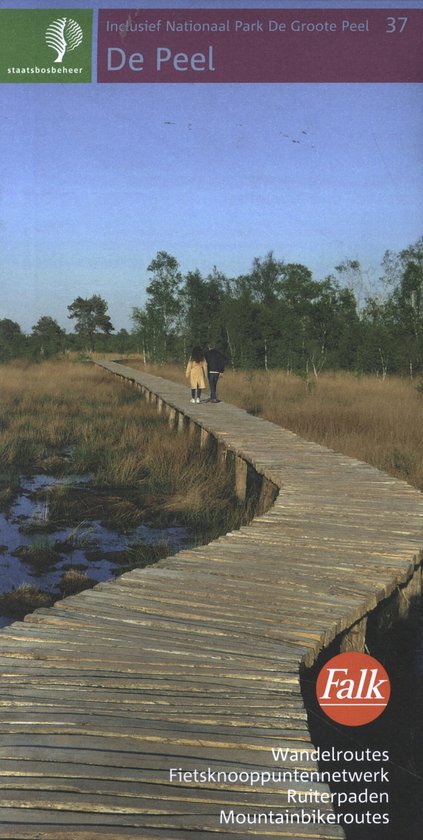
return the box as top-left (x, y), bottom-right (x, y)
top-left (209, 373), bottom-right (219, 402)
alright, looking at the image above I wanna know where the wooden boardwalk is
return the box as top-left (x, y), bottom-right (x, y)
top-left (0, 360), bottom-right (422, 839)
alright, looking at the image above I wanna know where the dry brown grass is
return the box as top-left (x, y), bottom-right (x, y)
top-left (0, 359), bottom-right (241, 535)
top-left (58, 569), bottom-right (97, 597)
top-left (124, 359), bottom-right (423, 492)
top-left (224, 370), bottom-right (423, 485)
top-left (0, 584), bottom-right (54, 619)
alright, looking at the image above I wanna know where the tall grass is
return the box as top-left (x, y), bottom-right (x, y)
top-left (0, 585), bottom-right (54, 619)
top-left (125, 360), bottom-right (423, 492)
top-left (229, 370), bottom-right (423, 490)
top-left (0, 359), bottom-right (241, 535)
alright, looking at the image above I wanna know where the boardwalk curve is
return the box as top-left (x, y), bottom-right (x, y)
top-left (0, 360), bottom-right (421, 838)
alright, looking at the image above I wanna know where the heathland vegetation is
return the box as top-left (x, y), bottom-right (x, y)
top-left (0, 360), bottom-right (242, 619)
top-left (0, 360), bottom-right (242, 533)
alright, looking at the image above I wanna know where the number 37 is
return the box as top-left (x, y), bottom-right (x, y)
top-left (386, 16), bottom-right (408, 33)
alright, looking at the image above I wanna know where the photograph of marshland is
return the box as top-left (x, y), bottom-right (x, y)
top-left (0, 360), bottom-right (245, 624)
top-left (1, 348), bottom-right (423, 624)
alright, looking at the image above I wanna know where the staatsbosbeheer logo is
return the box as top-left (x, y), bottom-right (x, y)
top-left (316, 652), bottom-right (391, 726)
top-left (45, 17), bottom-right (83, 64)
top-left (0, 9), bottom-right (92, 83)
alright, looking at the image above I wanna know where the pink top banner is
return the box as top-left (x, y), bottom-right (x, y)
top-left (97, 8), bottom-right (423, 83)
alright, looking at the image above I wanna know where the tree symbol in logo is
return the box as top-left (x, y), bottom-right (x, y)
top-left (45, 17), bottom-right (83, 64)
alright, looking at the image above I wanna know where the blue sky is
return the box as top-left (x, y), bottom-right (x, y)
top-left (1, 0), bottom-right (423, 332)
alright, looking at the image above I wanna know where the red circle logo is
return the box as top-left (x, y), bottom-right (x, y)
top-left (316, 652), bottom-right (391, 726)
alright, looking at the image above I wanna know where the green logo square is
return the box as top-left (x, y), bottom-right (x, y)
top-left (0, 9), bottom-right (93, 82)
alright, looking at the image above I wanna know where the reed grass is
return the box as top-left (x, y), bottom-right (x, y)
top-left (58, 569), bottom-right (97, 597)
top-left (13, 537), bottom-right (60, 572)
top-left (114, 539), bottom-right (171, 572)
top-left (0, 358), bottom-right (249, 618)
top-left (0, 584), bottom-right (54, 619)
top-left (0, 359), bottom-right (242, 535)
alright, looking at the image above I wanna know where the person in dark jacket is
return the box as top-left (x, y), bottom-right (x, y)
top-left (204, 345), bottom-right (225, 403)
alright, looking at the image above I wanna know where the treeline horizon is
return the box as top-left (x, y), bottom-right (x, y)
top-left (1, 237), bottom-right (422, 377)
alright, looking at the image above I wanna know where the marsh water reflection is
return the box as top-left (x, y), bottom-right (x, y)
top-left (0, 473), bottom-right (189, 627)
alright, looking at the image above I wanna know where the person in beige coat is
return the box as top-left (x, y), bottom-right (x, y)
top-left (186, 346), bottom-right (208, 403)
